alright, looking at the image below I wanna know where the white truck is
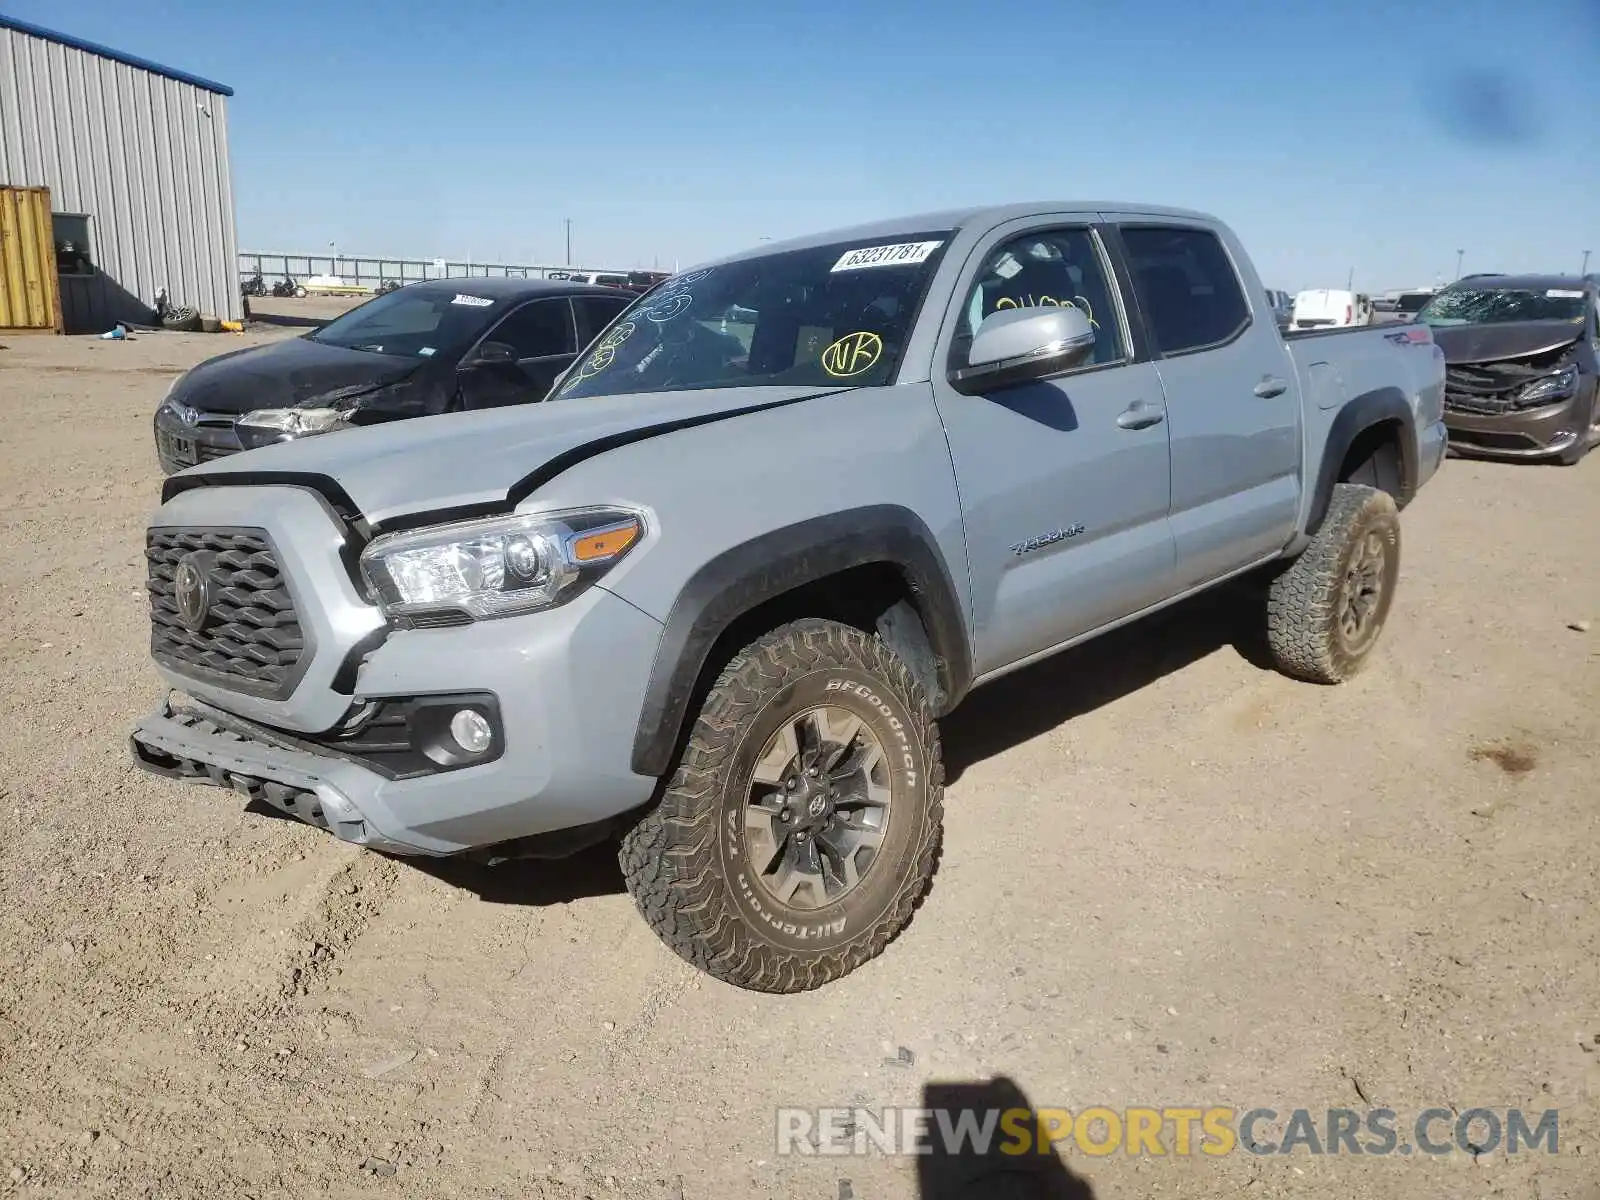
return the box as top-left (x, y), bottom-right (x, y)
top-left (1291, 288), bottom-right (1373, 331)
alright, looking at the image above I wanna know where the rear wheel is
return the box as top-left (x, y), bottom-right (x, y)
top-left (619, 618), bottom-right (943, 993)
top-left (1266, 483), bottom-right (1400, 684)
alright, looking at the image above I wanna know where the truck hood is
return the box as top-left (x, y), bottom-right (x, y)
top-left (1429, 321), bottom-right (1583, 365)
top-left (165, 384), bottom-right (838, 528)
top-left (171, 335), bottom-right (422, 415)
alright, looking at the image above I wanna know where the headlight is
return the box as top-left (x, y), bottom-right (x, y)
top-left (359, 506), bottom-right (645, 621)
top-left (237, 407), bottom-right (352, 436)
top-left (1518, 366), bottom-right (1578, 404)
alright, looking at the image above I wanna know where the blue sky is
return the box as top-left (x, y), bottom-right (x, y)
top-left (14, 0), bottom-right (1600, 291)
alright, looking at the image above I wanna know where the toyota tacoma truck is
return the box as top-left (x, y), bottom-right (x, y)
top-left (130, 202), bottom-right (1448, 993)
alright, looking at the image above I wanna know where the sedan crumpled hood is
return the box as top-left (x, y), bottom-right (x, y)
top-left (1429, 321), bottom-right (1583, 365)
top-left (165, 385), bottom-right (837, 529)
top-left (170, 335), bottom-right (422, 415)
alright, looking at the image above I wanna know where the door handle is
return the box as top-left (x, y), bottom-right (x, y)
top-left (1116, 401), bottom-right (1166, 430)
top-left (1254, 375), bottom-right (1289, 398)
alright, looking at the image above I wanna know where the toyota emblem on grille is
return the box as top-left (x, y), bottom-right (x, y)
top-left (174, 553), bottom-right (213, 631)
top-left (173, 402), bottom-right (200, 426)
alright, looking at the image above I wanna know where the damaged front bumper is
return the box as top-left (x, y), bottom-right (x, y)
top-left (1444, 393), bottom-right (1591, 460)
top-left (130, 696), bottom-right (427, 853)
top-left (153, 404), bottom-right (245, 474)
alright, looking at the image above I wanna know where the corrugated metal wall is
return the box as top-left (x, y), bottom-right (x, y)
top-left (0, 26), bottom-right (241, 332)
top-left (0, 184), bottom-right (63, 331)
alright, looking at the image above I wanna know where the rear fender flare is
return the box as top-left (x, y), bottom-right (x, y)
top-left (1307, 387), bottom-right (1418, 534)
top-left (629, 505), bottom-right (971, 778)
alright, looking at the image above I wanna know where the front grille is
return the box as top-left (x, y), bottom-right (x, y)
top-left (156, 428), bottom-right (198, 468)
top-left (195, 442), bottom-right (236, 462)
top-left (1443, 361), bottom-right (1568, 416)
top-left (146, 527), bottom-right (307, 698)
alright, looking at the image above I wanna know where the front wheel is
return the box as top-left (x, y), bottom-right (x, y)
top-left (1266, 483), bottom-right (1401, 684)
top-left (619, 618), bottom-right (943, 993)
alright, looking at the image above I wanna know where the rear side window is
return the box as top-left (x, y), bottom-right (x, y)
top-left (1120, 226), bottom-right (1250, 355)
top-left (574, 295), bottom-right (632, 344)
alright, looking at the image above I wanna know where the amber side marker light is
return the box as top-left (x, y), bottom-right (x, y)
top-left (572, 520), bottom-right (642, 563)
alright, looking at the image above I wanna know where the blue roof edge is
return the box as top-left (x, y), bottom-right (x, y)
top-left (0, 13), bottom-right (234, 96)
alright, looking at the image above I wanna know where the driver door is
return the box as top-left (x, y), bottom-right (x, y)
top-left (928, 220), bottom-right (1176, 675)
top-left (457, 298), bottom-right (580, 408)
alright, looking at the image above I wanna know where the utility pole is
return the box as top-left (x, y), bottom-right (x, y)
top-left (1583, 249), bottom-right (1592, 276)
top-left (564, 219), bottom-right (572, 266)
top-left (1346, 266), bottom-right (1354, 290)
top-left (1455, 249), bottom-right (1464, 280)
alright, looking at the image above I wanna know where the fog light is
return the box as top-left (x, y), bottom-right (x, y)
top-left (449, 708), bottom-right (493, 754)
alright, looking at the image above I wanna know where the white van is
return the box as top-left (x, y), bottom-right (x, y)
top-left (1289, 289), bottom-right (1372, 331)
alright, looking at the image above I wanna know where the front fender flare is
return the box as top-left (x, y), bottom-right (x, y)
top-left (629, 505), bottom-right (971, 778)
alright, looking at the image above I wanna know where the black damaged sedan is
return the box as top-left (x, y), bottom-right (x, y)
top-left (154, 277), bottom-right (635, 474)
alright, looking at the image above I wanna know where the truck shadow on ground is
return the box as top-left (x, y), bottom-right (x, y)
top-left (409, 581), bottom-right (1273, 907)
top-left (940, 580), bottom-right (1273, 784)
top-left (915, 1076), bottom-right (1096, 1199)
top-left (408, 838), bottom-right (628, 906)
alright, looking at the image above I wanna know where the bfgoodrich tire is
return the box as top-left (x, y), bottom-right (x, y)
top-left (1266, 483), bottom-right (1401, 684)
top-left (619, 618), bottom-right (943, 993)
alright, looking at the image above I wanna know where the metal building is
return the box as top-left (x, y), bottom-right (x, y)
top-left (0, 14), bottom-right (240, 332)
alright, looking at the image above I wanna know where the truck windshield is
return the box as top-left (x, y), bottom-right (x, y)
top-left (551, 233), bottom-right (953, 399)
top-left (1416, 287), bottom-right (1586, 327)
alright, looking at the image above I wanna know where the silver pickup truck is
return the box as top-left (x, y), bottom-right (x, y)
top-left (130, 202), bottom-right (1448, 992)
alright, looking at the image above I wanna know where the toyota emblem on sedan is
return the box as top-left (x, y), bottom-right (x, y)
top-left (174, 553), bottom-right (212, 631)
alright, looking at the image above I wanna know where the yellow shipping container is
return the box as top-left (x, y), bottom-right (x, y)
top-left (0, 185), bottom-right (64, 333)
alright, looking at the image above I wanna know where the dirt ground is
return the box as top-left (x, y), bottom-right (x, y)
top-left (1, 313), bottom-right (1596, 1200)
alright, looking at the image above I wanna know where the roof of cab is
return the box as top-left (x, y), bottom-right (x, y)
top-left (696, 201), bottom-right (1217, 267)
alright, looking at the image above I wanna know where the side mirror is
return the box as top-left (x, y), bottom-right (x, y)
top-left (468, 340), bottom-right (517, 365)
top-left (949, 306), bottom-right (1097, 395)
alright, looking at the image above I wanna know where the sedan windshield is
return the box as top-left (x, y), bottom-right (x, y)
top-left (551, 233), bottom-right (953, 399)
top-left (1416, 287), bottom-right (1587, 327)
top-left (308, 287), bottom-right (507, 359)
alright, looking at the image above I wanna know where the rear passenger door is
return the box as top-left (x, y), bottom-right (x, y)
top-left (1109, 219), bottom-right (1302, 590)
top-left (928, 220), bottom-right (1176, 676)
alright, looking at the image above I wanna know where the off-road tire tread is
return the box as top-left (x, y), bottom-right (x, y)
top-left (619, 618), bottom-right (944, 993)
top-left (1266, 483), bottom-right (1398, 685)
